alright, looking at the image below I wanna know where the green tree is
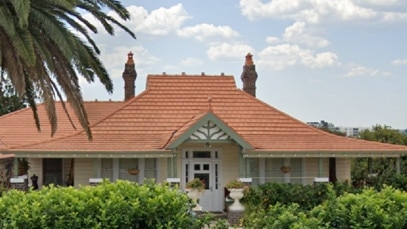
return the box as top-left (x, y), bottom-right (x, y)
top-left (352, 125), bottom-right (407, 188)
top-left (0, 0), bottom-right (136, 139)
top-left (0, 75), bottom-right (26, 116)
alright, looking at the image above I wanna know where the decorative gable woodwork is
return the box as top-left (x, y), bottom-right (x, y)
top-left (189, 121), bottom-right (230, 141)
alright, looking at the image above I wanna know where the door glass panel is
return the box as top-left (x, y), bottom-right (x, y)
top-left (185, 164), bottom-right (189, 183)
top-left (215, 164), bottom-right (218, 189)
top-left (194, 164), bottom-right (201, 170)
top-left (193, 151), bottom-right (211, 158)
top-left (194, 173), bottom-right (209, 189)
top-left (203, 164), bottom-right (210, 171)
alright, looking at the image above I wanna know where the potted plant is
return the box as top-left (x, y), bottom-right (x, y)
top-left (225, 179), bottom-right (245, 211)
top-left (185, 178), bottom-right (205, 211)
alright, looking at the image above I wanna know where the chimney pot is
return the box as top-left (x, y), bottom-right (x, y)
top-left (123, 52), bottom-right (137, 101)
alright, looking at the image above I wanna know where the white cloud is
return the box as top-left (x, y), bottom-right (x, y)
top-left (239, 0), bottom-right (388, 24)
top-left (99, 45), bottom-right (160, 80)
top-left (283, 22), bottom-right (330, 48)
top-left (266, 36), bottom-right (280, 44)
top-left (391, 59), bottom-right (407, 66)
top-left (97, 4), bottom-right (190, 36)
top-left (344, 64), bottom-right (389, 77)
top-left (128, 4), bottom-right (191, 35)
top-left (206, 43), bottom-right (255, 60)
top-left (180, 57), bottom-right (204, 67)
top-left (258, 44), bottom-right (338, 70)
top-left (177, 24), bottom-right (239, 41)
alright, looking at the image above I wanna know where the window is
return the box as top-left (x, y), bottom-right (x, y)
top-left (99, 158), bottom-right (156, 183)
top-left (290, 158), bottom-right (302, 184)
top-left (119, 158), bottom-right (138, 181)
top-left (245, 158), bottom-right (259, 185)
top-left (101, 159), bottom-right (113, 180)
top-left (144, 158), bottom-right (156, 180)
top-left (265, 158), bottom-right (284, 183)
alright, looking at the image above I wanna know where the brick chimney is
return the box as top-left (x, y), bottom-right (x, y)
top-left (240, 53), bottom-right (258, 97)
top-left (122, 52), bottom-right (137, 101)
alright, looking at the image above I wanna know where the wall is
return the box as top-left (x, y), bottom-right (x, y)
top-left (74, 158), bottom-right (94, 188)
top-left (336, 158), bottom-right (351, 182)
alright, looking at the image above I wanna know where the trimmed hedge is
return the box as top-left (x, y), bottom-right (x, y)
top-left (243, 182), bottom-right (358, 211)
top-left (0, 180), bottom-right (203, 229)
top-left (243, 185), bottom-right (407, 229)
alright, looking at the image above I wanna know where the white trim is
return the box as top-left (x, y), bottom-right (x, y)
top-left (181, 147), bottom-right (223, 212)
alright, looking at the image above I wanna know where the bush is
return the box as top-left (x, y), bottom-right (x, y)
top-left (243, 203), bottom-right (318, 229)
top-left (0, 180), bottom-right (203, 229)
top-left (311, 186), bottom-right (407, 229)
top-left (243, 185), bottom-right (407, 229)
top-left (243, 182), bottom-right (358, 212)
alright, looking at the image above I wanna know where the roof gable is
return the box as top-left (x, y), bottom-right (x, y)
top-left (167, 111), bottom-right (252, 149)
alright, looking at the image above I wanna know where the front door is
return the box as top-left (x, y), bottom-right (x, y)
top-left (183, 150), bottom-right (222, 212)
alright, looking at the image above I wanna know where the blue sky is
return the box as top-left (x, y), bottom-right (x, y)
top-left (80, 0), bottom-right (407, 129)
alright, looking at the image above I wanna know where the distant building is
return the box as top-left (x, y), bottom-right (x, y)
top-left (333, 127), bottom-right (369, 137)
top-left (307, 121), bottom-right (369, 137)
top-left (306, 120), bottom-right (335, 131)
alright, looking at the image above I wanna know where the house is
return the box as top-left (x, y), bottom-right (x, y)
top-left (1, 53), bottom-right (407, 211)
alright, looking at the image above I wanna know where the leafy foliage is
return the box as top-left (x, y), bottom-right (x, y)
top-left (0, 76), bottom-right (25, 116)
top-left (311, 186), bottom-right (407, 228)
top-left (0, 180), bottom-right (207, 229)
top-left (0, 0), bottom-right (136, 139)
top-left (243, 184), bottom-right (407, 229)
top-left (243, 182), bottom-right (358, 212)
top-left (352, 125), bottom-right (407, 188)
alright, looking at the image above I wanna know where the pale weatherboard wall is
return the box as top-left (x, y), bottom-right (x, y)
top-left (336, 158), bottom-right (351, 182)
top-left (74, 158), bottom-right (94, 188)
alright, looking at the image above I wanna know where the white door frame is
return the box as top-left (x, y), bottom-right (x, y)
top-left (182, 148), bottom-right (223, 212)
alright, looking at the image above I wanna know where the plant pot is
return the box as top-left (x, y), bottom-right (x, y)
top-left (127, 168), bottom-right (139, 175)
top-left (186, 188), bottom-right (204, 211)
top-left (228, 188), bottom-right (245, 211)
top-left (280, 166), bottom-right (291, 173)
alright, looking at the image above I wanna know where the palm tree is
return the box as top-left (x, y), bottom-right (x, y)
top-left (0, 0), bottom-right (136, 139)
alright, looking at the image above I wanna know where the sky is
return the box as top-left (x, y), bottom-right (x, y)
top-left (80, 0), bottom-right (407, 129)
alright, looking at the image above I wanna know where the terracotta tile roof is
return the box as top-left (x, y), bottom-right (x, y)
top-left (1, 74), bottom-right (407, 155)
top-left (0, 153), bottom-right (14, 160)
top-left (0, 101), bottom-right (124, 150)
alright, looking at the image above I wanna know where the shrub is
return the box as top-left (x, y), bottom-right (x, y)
top-left (243, 185), bottom-right (407, 229)
top-left (243, 203), bottom-right (319, 229)
top-left (0, 180), bottom-right (203, 229)
top-left (311, 186), bottom-right (407, 228)
top-left (243, 182), bottom-right (358, 212)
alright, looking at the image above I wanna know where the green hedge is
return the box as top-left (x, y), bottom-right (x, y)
top-left (243, 185), bottom-right (407, 229)
top-left (0, 180), bottom-right (204, 229)
top-left (243, 182), bottom-right (358, 211)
